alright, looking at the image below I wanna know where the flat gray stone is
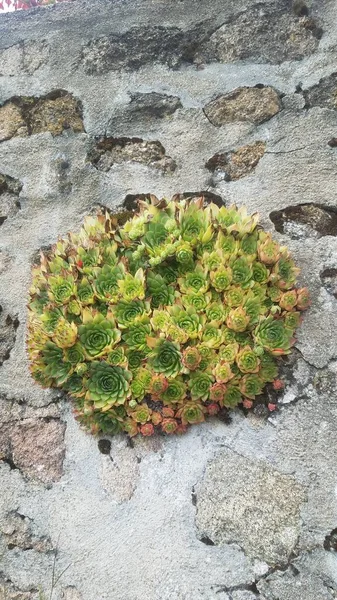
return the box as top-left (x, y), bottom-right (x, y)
top-left (195, 449), bottom-right (306, 563)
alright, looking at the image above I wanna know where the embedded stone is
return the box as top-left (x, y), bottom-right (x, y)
top-left (107, 92), bottom-right (182, 133)
top-left (304, 72), bottom-right (337, 110)
top-left (1, 511), bottom-right (52, 552)
top-left (0, 103), bottom-right (28, 142)
top-left (206, 141), bottom-right (266, 180)
top-left (0, 418), bottom-right (66, 484)
top-left (198, 7), bottom-right (322, 65)
top-left (89, 137), bottom-right (176, 173)
top-left (80, 24), bottom-right (206, 74)
top-left (28, 92), bottom-right (84, 136)
top-left (203, 87), bottom-right (281, 127)
top-left (0, 307), bottom-right (19, 366)
top-left (195, 449), bottom-right (306, 563)
top-left (257, 570), bottom-right (334, 599)
top-left (269, 203), bottom-right (337, 238)
top-left (0, 40), bottom-right (50, 76)
top-left (0, 92), bottom-right (84, 142)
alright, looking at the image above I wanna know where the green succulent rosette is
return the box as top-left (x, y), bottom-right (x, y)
top-left (176, 401), bottom-right (205, 425)
top-left (86, 362), bottom-right (132, 409)
top-left (76, 278), bottom-right (95, 305)
top-left (151, 340), bottom-right (182, 377)
top-left (230, 256), bottom-right (252, 286)
top-left (188, 372), bottom-right (213, 401)
top-left (28, 195), bottom-right (308, 438)
top-left (205, 302), bottom-right (228, 323)
top-left (254, 316), bottom-right (293, 355)
top-left (64, 343), bottom-right (85, 365)
top-left (147, 272), bottom-right (175, 308)
top-left (259, 352), bottom-right (278, 382)
top-left (182, 347), bottom-right (201, 371)
top-left (239, 374), bottom-right (264, 399)
top-left (226, 307), bottom-right (250, 332)
top-left (222, 384), bottom-right (242, 408)
top-left (201, 323), bottom-right (224, 348)
top-left (118, 269), bottom-right (145, 301)
top-left (40, 342), bottom-right (72, 385)
top-left (113, 300), bottom-right (148, 328)
top-left (169, 306), bottom-right (202, 340)
top-left (79, 312), bottom-right (120, 358)
top-left (126, 349), bottom-right (146, 371)
top-left (236, 346), bottom-right (260, 373)
top-left (48, 274), bottom-right (75, 305)
top-left (181, 292), bottom-right (211, 311)
top-left (162, 378), bottom-right (186, 404)
top-left (218, 342), bottom-right (239, 363)
top-left (93, 264), bottom-right (122, 301)
top-left (210, 267), bottom-right (232, 292)
top-left (122, 319), bottom-right (151, 351)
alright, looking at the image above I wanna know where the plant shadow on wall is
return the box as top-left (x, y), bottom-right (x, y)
top-left (26, 195), bottom-right (310, 438)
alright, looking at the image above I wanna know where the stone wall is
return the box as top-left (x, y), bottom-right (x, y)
top-left (1, 1), bottom-right (337, 599)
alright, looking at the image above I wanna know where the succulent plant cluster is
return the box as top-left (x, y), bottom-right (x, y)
top-left (27, 195), bottom-right (309, 437)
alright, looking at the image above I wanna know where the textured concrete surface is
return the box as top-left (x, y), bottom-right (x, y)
top-left (0, 0), bottom-right (337, 598)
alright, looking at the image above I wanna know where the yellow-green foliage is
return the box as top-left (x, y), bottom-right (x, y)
top-left (27, 196), bottom-right (309, 437)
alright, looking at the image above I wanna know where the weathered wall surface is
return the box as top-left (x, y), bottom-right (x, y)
top-left (1, 0), bottom-right (337, 598)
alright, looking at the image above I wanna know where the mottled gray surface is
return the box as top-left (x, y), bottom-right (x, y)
top-left (0, 0), bottom-right (337, 598)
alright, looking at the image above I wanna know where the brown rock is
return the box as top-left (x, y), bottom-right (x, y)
top-left (206, 141), bottom-right (266, 180)
top-left (204, 87), bottom-right (282, 126)
top-left (29, 93), bottom-right (84, 136)
top-left (0, 103), bottom-right (28, 142)
top-left (0, 418), bottom-right (66, 484)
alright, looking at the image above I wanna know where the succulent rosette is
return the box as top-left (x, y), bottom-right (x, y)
top-left (27, 195), bottom-right (309, 438)
top-left (162, 378), bottom-right (186, 404)
top-left (182, 347), bottom-right (201, 371)
top-left (254, 316), bottom-right (293, 355)
top-left (86, 362), bottom-right (132, 409)
top-left (236, 346), bottom-right (260, 373)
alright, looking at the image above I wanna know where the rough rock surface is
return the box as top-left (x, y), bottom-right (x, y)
top-left (203, 87), bottom-right (282, 126)
top-left (206, 141), bottom-right (266, 181)
top-left (0, 418), bottom-right (66, 483)
top-left (195, 449), bottom-right (306, 563)
top-left (197, 4), bottom-right (322, 65)
top-left (0, 92), bottom-right (84, 142)
top-left (0, 39), bottom-right (50, 76)
top-left (88, 136), bottom-right (176, 173)
top-left (0, 0), bottom-right (337, 598)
